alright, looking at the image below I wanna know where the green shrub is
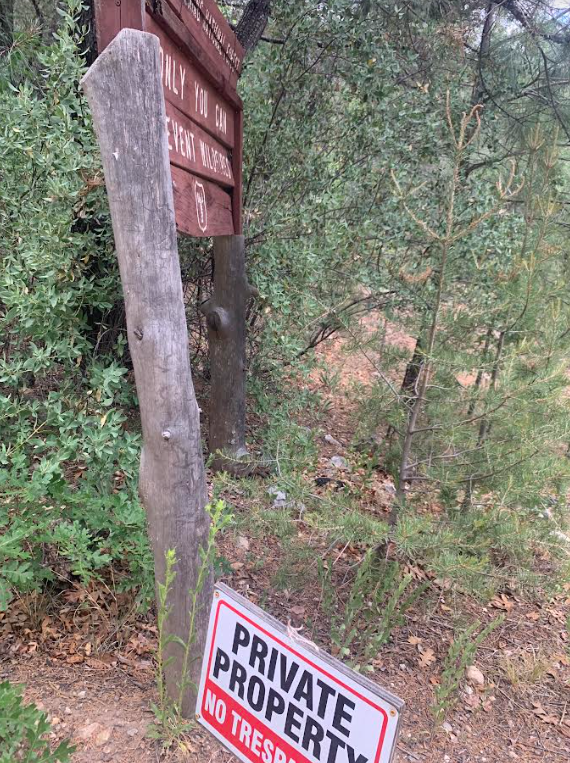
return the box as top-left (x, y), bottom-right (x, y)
top-left (0, 468), bottom-right (153, 611)
top-left (0, 681), bottom-right (74, 763)
top-left (0, 2), bottom-right (153, 607)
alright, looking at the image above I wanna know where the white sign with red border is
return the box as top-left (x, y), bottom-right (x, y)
top-left (196, 584), bottom-right (404, 763)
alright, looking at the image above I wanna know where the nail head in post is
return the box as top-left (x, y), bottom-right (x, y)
top-left (162, 430), bottom-right (171, 441)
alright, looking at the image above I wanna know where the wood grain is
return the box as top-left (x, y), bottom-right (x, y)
top-left (81, 29), bottom-right (212, 716)
top-left (93, 0), bottom-right (144, 53)
top-left (204, 235), bottom-right (251, 472)
top-left (171, 165), bottom-right (234, 236)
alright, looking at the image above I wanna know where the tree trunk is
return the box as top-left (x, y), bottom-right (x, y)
top-left (467, 327), bottom-right (493, 417)
top-left (401, 337), bottom-right (424, 401)
top-left (81, 29), bottom-right (212, 717)
top-left (471, 2), bottom-right (496, 108)
top-left (235, 0), bottom-right (271, 54)
top-left (202, 235), bottom-right (256, 474)
top-left (477, 330), bottom-right (505, 446)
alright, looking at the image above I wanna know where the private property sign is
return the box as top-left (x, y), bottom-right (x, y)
top-left (93, 0), bottom-right (244, 237)
top-left (197, 585), bottom-right (404, 763)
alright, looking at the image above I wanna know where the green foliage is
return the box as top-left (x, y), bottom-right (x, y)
top-left (0, 467), bottom-right (153, 611)
top-left (149, 501), bottom-right (233, 748)
top-left (149, 549), bottom-right (190, 745)
top-left (432, 616), bottom-right (504, 724)
top-left (1, 0), bottom-right (569, 637)
top-left (0, 681), bottom-right (74, 763)
top-left (320, 552), bottom-right (428, 671)
top-left (0, 1), bottom-right (151, 607)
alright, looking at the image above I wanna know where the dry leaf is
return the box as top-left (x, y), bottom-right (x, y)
top-left (464, 693), bottom-right (481, 710)
top-left (490, 594), bottom-right (514, 612)
top-left (419, 647), bottom-right (436, 668)
top-left (532, 702), bottom-right (559, 725)
top-left (408, 636), bottom-right (422, 646)
top-left (405, 565), bottom-right (428, 581)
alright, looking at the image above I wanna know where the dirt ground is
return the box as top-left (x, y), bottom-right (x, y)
top-left (1, 324), bottom-right (569, 763)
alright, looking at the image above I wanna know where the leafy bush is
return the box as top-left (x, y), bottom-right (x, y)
top-left (0, 468), bottom-right (153, 611)
top-left (0, 681), bottom-right (74, 763)
top-left (0, 1), bottom-right (152, 608)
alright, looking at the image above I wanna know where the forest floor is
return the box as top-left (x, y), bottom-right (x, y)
top-left (1, 323), bottom-right (569, 763)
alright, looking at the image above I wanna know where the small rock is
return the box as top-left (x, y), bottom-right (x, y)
top-left (95, 728), bottom-right (111, 747)
top-left (77, 722), bottom-right (102, 740)
top-left (77, 690), bottom-right (86, 699)
top-left (267, 486), bottom-right (287, 507)
top-left (330, 456), bottom-right (350, 471)
top-left (236, 535), bottom-right (250, 552)
top-left (442, 722), bottom-right (453, 734)
top-left (466, 665), bottom-right (485, 687)
top-left (323, 434), bottom-right (342, 448)
top-left (64, 707), bottom-right (72, 715)
top-left (127, 728), bottom-right (139, 737)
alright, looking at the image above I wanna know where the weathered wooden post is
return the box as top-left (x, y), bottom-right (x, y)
top-left (201, 234), bottom-right (257, 473)
top-left (81, 28), bottom-right (211, 715)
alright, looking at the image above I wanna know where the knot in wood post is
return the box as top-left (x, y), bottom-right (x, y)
top-left (206, 306), bottom-right (230, 335)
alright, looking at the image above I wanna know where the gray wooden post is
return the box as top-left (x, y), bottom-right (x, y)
top-left (202, 235), bottom-right (256, 474)
top-left (81, 29), bottom-right (212, 716)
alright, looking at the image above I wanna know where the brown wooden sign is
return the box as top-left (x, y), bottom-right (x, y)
top-left (93, 0), bottom-right (244, 237)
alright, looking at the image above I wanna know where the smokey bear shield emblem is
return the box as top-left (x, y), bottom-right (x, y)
top-left (194, 180), bottom-right (208, 233)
